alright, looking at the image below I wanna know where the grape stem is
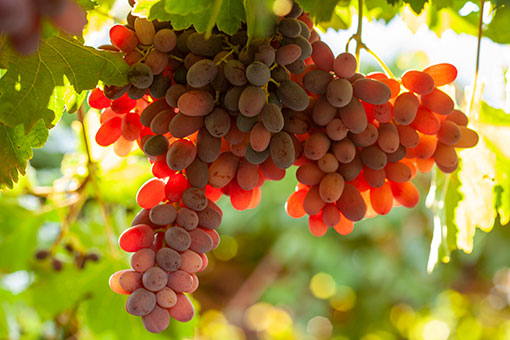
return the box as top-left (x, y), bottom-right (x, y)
top-left (345, 0), bottom-right (396, 79)
top-left (468, 0), bottom-right (485, 116)
top-left (169, 54), bottom-right (184, 62)
top-left (77, 106), bottom-right (118, 257)
top-left (216, 48), bottom-right (236, 65)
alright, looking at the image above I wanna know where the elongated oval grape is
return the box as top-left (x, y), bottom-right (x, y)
top-left (176, 207), bottom-right (199, 230)
top-left (237, 158), bottom-right (259, 190)
top-left (189, 228), bottom-right (214, 253)
top-left (350, 122), bottom-right (379, 147)
top-left (303, 70), bottom-right (333, 94)
top-left (250, 122), bottom-right (271, 152)
top-left (156, 287), bottom-right (177, 308)
top-left (109, 25), bottom-right (138, 53)
top-left (312, 96), bottom-right (337, 126)
top-left (261, 103), bottom-right (284, 133)
top-left (353, 78), bottom-right (391, 105)
top-left (319, 173), bottom-right (345, 203)
top-left (141, 99), bottom-right (170, 127)
top-left (237, 114), bottom-right (258, 133)
top-left (339, 97), bottom-right (367, 133)
top-left (208, 152), bottom-right (240, 188)
top-left (410, 107), bottom-right (440, 135)
top-left (96, 117), bottom-right (122, 147)
top-left (414, 134), bottom-right (437, 159)
top-left (197, 200), bottom-right (223, 229)
top-left (255, 44), bottom-right (276, 66)
top-left (238, 86), bottom-right (266, 117)
top-left (326, 78), bottom-right (353, 108)
top-left (245, 144), bottom-right (270, 165)
top-left (397, 125), bottom-right (419, 148)
top-left (119, 224), bottom-right (154, 252)
top-left (446, 109), bottom-right (469, 126)
top-left (336, 183), bottom-right (366, 221)
top-left (332, 139), bottom-right (356, 164)
top-left (437, 120), bottom-right (461, 145)
top-left (154, 28), bottom-right (177, 52)
top-left (182, 187), bottom-right (207, 212)
top-left (401, 70), bottom-right (434, 94)
top-left (420, 88), bottom-right (454, 115)
top-left (377, 123), bottom-right (399, 153)
top-left (283, 110), bottom-right (310, 134)
top-left (276, 44), bottom-right (301, 66)
top-left (167, 270), bottom-right (194, 293)
top-left (109, 270), bottom-right (130, 295)
top-left (127, 85), bottom-right (146, 99)
top-left (165, 227), bottom-right (191, 252)
top-left (156, 247), bottom-right (181, 272)
top-left (142, 305), bottom-right (170, 333)
top-left (277, 80), bottom-right (309, 111)
top-left (150, 109), bottom-right (174, 135)
top-left (385, 162), bottom-right (412, 183)
top-left (304, 132), bottom-right (330, 160)
top-left (177, 90), bottom-right (214, 117)
top-left (286, 59), bottom-right (306, 74)
top-left (131, 248), bottom-right (156, 273)
top-left (423, 63), bottom-right (457, 86)
top-left (393, 92), bottom-right (419, 125)
top-left (149, 204), bottom-right (176, 226)
top-left (386, 144), bottom-right (407, 163)
top-left (434, 142), bottom-right (458, 168)
top-left (185, 158), bottom-right (209, 189)
top-left (296, 163), bottom-right (324, 185)
top-left (169, 293), bottom-right (195, 322)
top-left (119, 270), bottom-right (142, 292)
top-left (134, 18), bottom-right (155, 45)
top-left (143, 135), bottom-right (169, 157)
top-left (169, 113), bottom-right (204, 138)
top-left (121, 112), bottom-right (142, 141)
top-left (126, 288), bottom-right (156, 316)
top-left (180, 250), bottom-right (203, 273)
top-left (389, 181), bottom-right (419, 208)
top-left (246, 61), bottom-right (271, 86)
top-left (166, 139), bottom-right (196, 171)
top-left (197, 128), bottom-right (222, 163)
top-left (303, 186), bottom-right (326, 215)
top-left (283, 35), bottom-right (312, 60)
top-left (333, 52), bottom-right (357, 79)
top-left (186, 33), bottom-right (223, 57)
top-left (224, 59), bottom-right (247, 86)
top-left (145, 49), bottom-right (168, 75)
top-left (311, 41), bottom-right (334, 72)
top-left (186, 59), bottom-right (218, 88)
top-left (363, 167), bottom-right (386, 188)
top-left (136, 178), bottom-right (166, 209)
top-left (326, 118), bottom-right (348, 141)
top-left (165, 85), bottom-right (187, 108)
top-left (204, 108), bottom-right (230, 137)
top-left (270, 132), bottom-right (295, 169)
top-left (278, 18), bottom-right (302, 37)
top-left (370, 183), bottom-right (393, 215)
top-left (260, 157), bottom-right (286, 180)
top-left (128, 63), bottom-right (154, 89)
top-left (142, 267), bottom-right (168, 292)
top-left (309, 213), bottom-right (328, 237)
top-left (454, 126), bottom-right (479, 148)
top-left (360, 145), bottom-right (387, 170)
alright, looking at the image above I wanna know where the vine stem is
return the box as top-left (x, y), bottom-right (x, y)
top-left (468, 0), bottom-right (485, 115)
top-left (345, 0), bottom-right (396, 79)
top-left (77, 106), bottom-right (118, 257)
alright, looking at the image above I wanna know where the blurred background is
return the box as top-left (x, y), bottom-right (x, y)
top-left (0, 0), bottom-right (509, 339)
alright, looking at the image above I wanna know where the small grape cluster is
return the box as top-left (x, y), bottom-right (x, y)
top-left (88, 0), bottom-right (479, 333)
top-left (0, 0), bottom-right (87, 55)
top-left (35, 245), bottom-right (100, 272)
top-left (285, 53), bottom-right (479, 236)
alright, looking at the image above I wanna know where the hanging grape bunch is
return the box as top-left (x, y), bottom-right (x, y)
top-left (87, 0), bottom-right (479, 333)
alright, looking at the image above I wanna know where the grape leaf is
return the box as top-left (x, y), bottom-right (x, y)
top-left (404, 0), bottom-right (428, 14)
top-left (0, 34), bottom-right (129, 133)
top-left (217, 0), bottom-right (246, 35)
top-left (163, 0), bottom-right (212, 15)
top-left (484, 6), bottom-right (510, 44)
top-left (297, 0), bottom-right (342, 22)
top-left (244, 0), bottom-right (277, 42)
top-left (76, 0), bottom-right (98, 10)
top-left (0, 120), bottom-right (48, 189)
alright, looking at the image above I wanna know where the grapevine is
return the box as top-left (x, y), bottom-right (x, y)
top-left (81, 0), bottom-right (482, 333)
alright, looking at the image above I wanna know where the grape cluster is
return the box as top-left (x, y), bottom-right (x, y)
top-left (88, 0), bottom-right (479, 333)
top-left (0, 0), bottom-right (87, 55)
top-left (285, 50), bottom-right (479, 236)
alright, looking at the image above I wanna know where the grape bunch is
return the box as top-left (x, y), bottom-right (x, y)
top-left (0, 0), bottom-right (87, 55)
top-left (88, 0), bottom-right (479, 333)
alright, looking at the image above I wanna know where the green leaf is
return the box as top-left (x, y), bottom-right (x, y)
top-left (485, 7), bottom-right (510, 45)
top-left (316, 5), bottom-right (352, 31)
top-left (0, 34), bottom-right (129, 132)
top-left (426, 170), bottom-right (461, 272)
top-left (0, 120), bottom-right (49, 189)
top-left (163, 0), bottom-right (212, 15)
top-left (365, 0), bottom-right (402, 22)
top-left (244, 0), bottom-right (277, 42)
top-left (404, 0), bottom-right (428, 14)
top-left (217, 0), bottom-right (246, 35)
top-left (297, 0), bottom-right (341, 22)
top-left (77, 0), bottom-right (98, 10)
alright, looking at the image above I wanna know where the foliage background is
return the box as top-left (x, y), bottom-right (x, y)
top-left (0, 0), bottom-right (510, 339)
